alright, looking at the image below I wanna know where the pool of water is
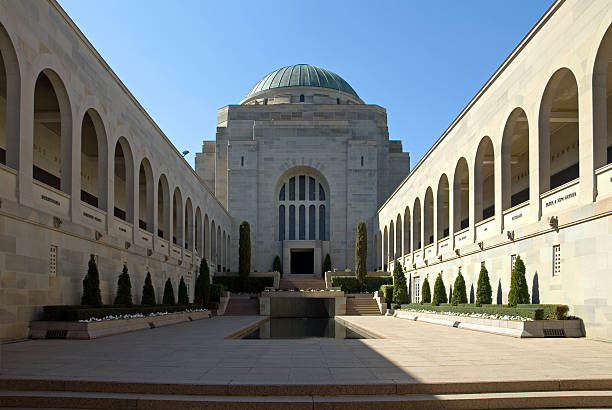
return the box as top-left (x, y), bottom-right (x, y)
top-left (241, 317), bottom-right (371, 339)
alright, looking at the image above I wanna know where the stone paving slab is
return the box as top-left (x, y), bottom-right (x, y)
top-left (1, 315), bottom-right (611, 385)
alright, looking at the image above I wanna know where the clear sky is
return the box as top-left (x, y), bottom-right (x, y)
top-left (57, 0), bottom-right (552, 168)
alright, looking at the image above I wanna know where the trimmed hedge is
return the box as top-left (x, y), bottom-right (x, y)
top-left (212, 276), bottom-right (273, 293)
top-left (210, 283), bottom-right (225, 303)
top-left (331, 276), bottom-right (392, 293)
top-left (518, 304), bottom-right (569, 320)
top-left (400, 303), bottom-right (545, 320)
top-left (380, 285), bottom-right (394, 304)
top-left (43, 304), bottom-right (202, 322)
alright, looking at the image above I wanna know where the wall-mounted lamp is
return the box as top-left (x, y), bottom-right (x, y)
top-left (124, 241), bottom-right (131, 249)
top-left (478, 241), bottom-right (484, 250)
top-left (455, 249), bottom-right (460, 256)
top-left (53, 217), bottom-right (62, 228)
top-left (95, 231), bottom-right (103, 240)
top-left (438, 254), bottom-right (443, 261)
top-left (181, 150), bottom-right (189, 157)
top-left (147, 249), bottom-right (153, 256)
top-left (507, 230), bottom-right (515, 241)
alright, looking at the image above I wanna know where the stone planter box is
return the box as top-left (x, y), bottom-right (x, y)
top-left (31, 310), bottom-right (211, 340)
top-left (394, 310), bottom-right (584, 338)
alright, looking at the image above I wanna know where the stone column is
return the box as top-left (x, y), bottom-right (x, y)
top-left (578, 76), bottom-right (595, 204)
top-left (494, 145), bottom-right (503, 234)
top-left (18, 75), bottom-right (34, 206)
top-left (70, 112), bottom-right (80, 223)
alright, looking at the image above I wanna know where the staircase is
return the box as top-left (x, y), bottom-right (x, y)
top-left (279, 277), bottom-right (326, 290)
top-left (346, 295), bottom-right (382, 315)
top-left (223, 296), bottom-right (259, 316)
top-left (2, 378), bottom-right (612, 409)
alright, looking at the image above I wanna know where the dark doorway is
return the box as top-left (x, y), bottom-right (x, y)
top-left (291, 249), bottom-right (314, 274)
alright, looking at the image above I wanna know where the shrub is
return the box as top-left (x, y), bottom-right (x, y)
top-left (421, 276), bottom-right (431, 304)
top-left (210, 283), bottom-right (225, 303)
top-left (212, 276), bottom-right (273, 293)
top-left (81, 255), bottom-right (102, 307)
top-left (355, 221), bottom-right (367, 291)
top-left (508, 255), bottom-right (530, 307)
top-left (450, 271), bottom-right (468, 306)
top-left (432, 273), bottom-right (447, 306)
top-left (178, 276), bottom-right (189, 305)
top-left (400, 303), bottom-right (544, 320)
top-left (364, 276), bottom-right (393, 291)
top-left (380, 285), bottom-right (394, 305)
top-left (141, 272), bottom-right (156, 305)
top-left (322, 254), bottom-right (332, 273)
top-left (476, 262), bottom-right (492, 306)
top-left (392, 263), bottom-right (409, 304)
top-left (273, 256), bottom-right (282, 275)
top-left (239, 221), bottom-right (251, 287)
top-left (195, 258), bottom-right (210, 306)
top-left (162, 278), bottom-right (175, 305)
top-left (518, 304), bottom-right (569, 320)
top-left (114, 265), bottom-right (133, 306)
top-left (43, 305), bottom-right (204, 322)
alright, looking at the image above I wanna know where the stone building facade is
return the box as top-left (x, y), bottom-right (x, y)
top-left (376, 0), bottom-right (612, 341)
top-left (0, 0), bottom-right (232, 340)
top-left (196, 64), bottom-right (410, 275)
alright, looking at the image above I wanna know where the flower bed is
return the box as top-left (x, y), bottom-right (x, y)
top-left (399, 303), bottom-right (571, 321)
top-left (43, 304), bottom-right (207, 322)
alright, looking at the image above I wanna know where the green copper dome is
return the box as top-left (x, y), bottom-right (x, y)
top-left (246, 64), bottom-right (359, 98)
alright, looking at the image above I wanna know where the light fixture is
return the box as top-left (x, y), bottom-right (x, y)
top-left (53, 216), bottom-right (62, 228)
top-left (478, 241), bottom-right (484, 250)
top-left (549, 216), bottom-right (559, 231)
top-left (455, 249), bottom-right (460, 256)
top-left (507, 230), bottom-right (515, 241)
top-left (181, 150), bottom-right (189, 157)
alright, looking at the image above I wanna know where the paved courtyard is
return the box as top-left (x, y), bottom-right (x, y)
top-left (1, 315), bottom-right (611, 385)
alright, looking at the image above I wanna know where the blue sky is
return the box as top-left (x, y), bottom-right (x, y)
top-left (58, 0), bottom-right (552, 168)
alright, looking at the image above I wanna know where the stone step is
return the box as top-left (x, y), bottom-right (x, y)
top-left (223, 298), bottom-right (259, 316)
top-left (279, 278), bottom-right (327, 290)
top-left (2, 389), bottom-right (612, 409)
top-left (345, 297), bottom-right (381, 316)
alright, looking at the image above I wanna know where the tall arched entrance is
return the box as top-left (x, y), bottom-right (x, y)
top-left (275, 166), bottom-right (330, 276)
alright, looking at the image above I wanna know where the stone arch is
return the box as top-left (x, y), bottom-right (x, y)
top-left (195, 207), bottom-right (202, 256)
top-left (210, 220), bottom-right (216, 267)
top-left (113, 137), bottom-right (134, 222)
top-left (184, 197), bottom-right (193, 250)
top-left (216, 225), bottom-right (222, 271)
top-left (389, 220), bottom-right (395, 265)
top-left (0, 21), bottom-right (21, 169)
top-left (453, 157), bottom-right (469, 231)
top-left (204, 214), bottom-right (210, 260)
top-left (137, 158), bottom-right (154, 233)
top-left (157, 174), bottom-right (170, 239)
top-left (377, 230), bottom-right (383, 270)
top-left (424, 187), bottom-right (434, 246)
top-left (395, 213), bottom-right (402, 259)
top-left (403, 206), bottom-right (411, 254)
top-left (501, 108), bottom-right (530, 210)
top-left (222, 230), bottom-right (226, 271)
top-left (413, 197), bottom-right (421, 250)
top-left (172, 187), bottom-right (183, 245)
top-left (383, 226), bottom-right (388, 271)
top-left (33, 69), bottom-right (72, 193)
top-left (437, 174), bottom-right (449, 239)
top-left (80, 108), bottom-right (108, 210)
top-left (593, 22), bottom-right (612, 169)
top-left (474, 136), bottom-right (495, 223)
top-left (538, 68), bottom-right (579, 193)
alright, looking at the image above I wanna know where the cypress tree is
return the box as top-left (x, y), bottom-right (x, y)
top-left (450, 270), bottom-right (468, 305)
top-left (476, 262), bottom-right (493, 306)
top-left (195, 258), bottom-right (211, 306)
top-left (114, 264), bottom-right (132, 306)
top-left (273, 256), bottom-right (282, 275)
top-left (508, 255), bottom-right (530, 306)
top-left (392, 262), bottom-right (409, 304)
top-left (141, 272), bottom-right (156, 305)
top-left (162, 278), bottom-right (175, 305)
top-left (239, 221), bottom-right (251, 287)
top-left (178, 276), bottom-right (188, 305)
top-left (355, 221), bottom-right (368, 291)
top-left (322, 254), bottom-right (332, 273)
top-left (421, 276), bottom-right (431, 304)
top-left (81, 254), bottom-right (102, 307)
top-left (432, 273), bottom-right (447, 306)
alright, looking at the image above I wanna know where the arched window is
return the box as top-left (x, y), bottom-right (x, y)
top-left (309, 205), bottom-right (315, 240)
top-left (81, 110), bottom-right (107, 209)
top-left (319, 183), bottom-right (325, 200)
top-left (501, 108), bottom-right (529, 210)
top-left (475, 137), bottom-right (495, 222)
top-left (138, 159), bottom-right (154, 233)
top-left (337, 98), bottom-right (340, 105)
top-left (0, 23), bottom-right (21, 170)
top-left (279, 205), bottom-right (285, 240)
top-left (113, 139), bottom-right (134, 222)
top-left (299, 205), bottom-right (305, 240)
top-left (289, 177), bottom-right (295, 200)
top-left (319, 205), bottom-right (326, 240)
top-left (157, 175), bottom-right (170, 239)
top-left (279, 184), bottom-right (285, 201)
top-left (289, 205), bottom-right (295, 240)
top-left (299, 94), bottom-right (305, 102)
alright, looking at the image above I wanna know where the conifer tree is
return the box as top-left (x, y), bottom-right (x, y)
top-left (162, 278), bottom-right (175, 305)
top-left (450, 270), bottom-right (468, 305)
top-left (195, 258), bottom-right (211, 306)
top-left (322, 254), bottom-right (332, 273)
top-left (141, 272), bottom-right (156, 305)
top-left (432, 273), bottom-right (448, 306)
top-left (273, 256), bottom-right (282, 275)
top-left (81, 254), bottom-right (102, 306)
top-left (178, 276), bottom-right (188, 305)
top-left (421, 275), bottom-right (431, 304)
top-left (392, 262), bottom-right (409, 304)
top-left (355, 221), bottom-right (368, 291)
top-left (508, 255), bottom-right (530, 306)
top-left (476, 262), bottom-right (492, 306)
top-left (114, 264), bottom-right (133, 306)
